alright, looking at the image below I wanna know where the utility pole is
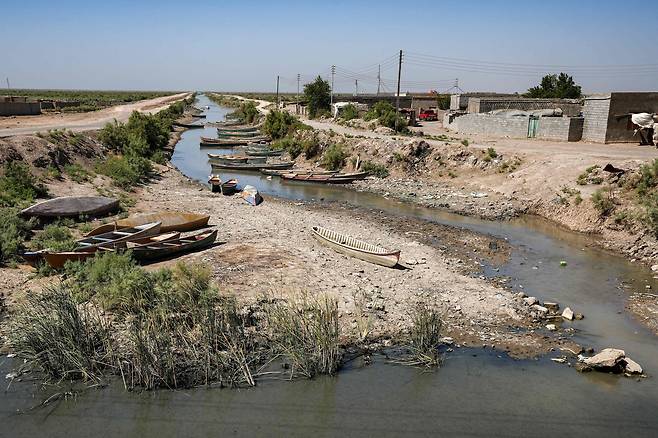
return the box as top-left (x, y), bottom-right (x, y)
top-left (395, 50), bottom-right (402, 132)
top-left (296, 73), bottom-right (300, 101)
top-left (276, 75), bottom-right (280, 108)
top-left (330, 65), bottom-right (336, 107)
top-left (355, 79), bottom-right (358, 96)
top-left (6, 77), bottom-right (10, 90)
top-left (377, 64), bottom-right (381, 96)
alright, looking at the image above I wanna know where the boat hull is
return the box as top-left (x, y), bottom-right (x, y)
top-left (21, 196), bottom-right (120, 218)
top-left (86, 212), bottom-right (210, 236)
top-left (131, 230), bottom-right (218, 263)
top-left (311, 226), bottom-right (400, 268)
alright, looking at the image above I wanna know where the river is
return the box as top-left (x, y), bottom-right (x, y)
top-left (2, 94), bottom-right (657, 437)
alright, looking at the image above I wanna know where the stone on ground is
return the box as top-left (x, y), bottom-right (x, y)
top-left (562, 307), bottom-right (574, 320)
top-left (583, 348), bottom-right (625, 368)
top-left (623, 357), bottom-right (643, 374)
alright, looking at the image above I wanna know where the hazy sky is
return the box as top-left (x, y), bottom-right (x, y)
top-left (2, 0), bottom-right (657, 94)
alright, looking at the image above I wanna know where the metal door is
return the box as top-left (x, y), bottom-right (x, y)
top-left (528, 116), bottom-right (539, 138)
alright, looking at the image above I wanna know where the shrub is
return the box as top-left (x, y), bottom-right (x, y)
top-left (321, 144), bottom-right (347, 171)
top-left (364, 101), bottom-right (394, 121)
top-left (30, 224), bottom-right (77, 252)
top-left (303, 76), bottom-right (331, 119)
top-left (0, 162), bottom-right (49, 207)
top-left (436, 94), bottom-right (450, 110)
top-left (340, 104), bottom-right (358, 121)
top-left (302, 137), bottom-right (321, 159)
top-left (591, 187), bottom-right (616, 216)
top-left (577, 165), bottom-right (602, 186)
top-left (461, 139), bottom-right (469, 146)
top-left (635, 159), bottom-right (658, 196)
top-left (63, 163), bottom-right (91, 183)
top-left (0, 208), bottom-right (32, 266)
top-left (271, 137), bottom-right (303, 159)
top-left (229, 101), bottom-right (259, 124)
top-left (395, 306), bottom-right (443, 368)
top-left (96, 154), bottom-right (152, 190)
top-left (361, 161), bottom-right (389, 178)
top-left (262, 110), bottom-right (302, 140)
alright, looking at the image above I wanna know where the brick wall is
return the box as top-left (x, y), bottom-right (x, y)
top-left (467, 97), bottom-right (582, 117)
top-left (581, 96), bottom-right (611, 143)
top-left (536, 117), bottom-right (583, 141)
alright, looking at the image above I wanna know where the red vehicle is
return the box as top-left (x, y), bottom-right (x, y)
top-left (418, 109), bottom-right (438, 121)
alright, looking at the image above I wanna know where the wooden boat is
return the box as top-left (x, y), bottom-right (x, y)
top-left (75, 221), bottom-right (162, 251)
top-left (21, 196), bottom-right (119, 218)
top-left (200, 137), bottom-right (251, 147)
top-left (311, 226), bottom-right (400, 268)
top-left (129, 230), bottom-right (218, 263)
top-left (241, 185), bottom-right (263, 206)
top-left (86, 212), bottom-right (210, 236)
top-left (191, 114), bottom-right (207, 118)
top-left (280, 172), bottom-right (369, 184)
top-left (221, 179), bottom-right (238, 195)
top-left (260, 168), bottom-right (338, 177)
top-left (245, 149), bottom-right (282, 157)
top-left (42, 233), bottom-right (181, 269)
top-left (208, 174), bottom-right (222, 192)
top-left (217, 130), bottom-right (262, 138)
top-left (210, 161), bottom-right (295, 171)
top-left (217, 126), bottom-right (260, 133)
top-left (174, 121), bottom-right (204, 129)
top-left (208, 154), bottom-right (267, 165)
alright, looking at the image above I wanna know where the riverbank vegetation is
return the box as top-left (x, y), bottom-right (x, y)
top-left (363, 101), bottom-right (408, 132)
top-left (303, 76), bottom-right (331, 119)
top-left (8, 89), bottom-right (175, 112)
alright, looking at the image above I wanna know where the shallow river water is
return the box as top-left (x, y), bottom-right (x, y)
top-left (2, 95), bottom-right (657, 437)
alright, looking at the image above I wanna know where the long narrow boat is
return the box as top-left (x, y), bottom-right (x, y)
top-left (21, 196), bottom-right (120, 218)
top-left (280, 172), bottom-right (369, 184)
top-left (245, 149), bottom-right (282, 157)
top-left (217, 130), bottom-right (262, 138)
top-left (217, 126), bottom-right (260, 133)
top-left (191, 114), bottom-right (207, 119)
top-left (208, 154), bottom-right (267, 165)
top-left (86, 212), bottom-right (210, 236)
top-left (210, 161), bottom-right (295, 171)
top-left (200, 137), bottom-right (253, 147)
top-left (129, 230), bottom-right (218, 263)
top-left (311, 226), bottom-right (400, 268)
top-left (261, 169), bottom-right (338, 176)
top-left (75, 221), bottom-right (161, 251)
top-left (42, 232), bottom-right (181, 269)
top-left (174, 121), bottom-right (205, 129)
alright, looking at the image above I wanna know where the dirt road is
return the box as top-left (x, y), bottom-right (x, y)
top-left (0, 93), bottom-right (191, 137)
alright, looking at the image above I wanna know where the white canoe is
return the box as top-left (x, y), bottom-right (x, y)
top-left (311, 226), bottom-right (400, 268)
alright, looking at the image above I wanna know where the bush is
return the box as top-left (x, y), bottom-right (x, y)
top-left (321, 144), bottom-right (347, 171)
top-left (96, 154), bottom-right (152, 190)
top-left (271, 137), bottom-right (303, 159)
top-left (361, 161), bottom-right (389, 178)
top-left (30, 224), bottom-right (77, 252)
top-left (262, 110), bottom-right (303, 140)
top-left (340, 104), bottom-right (358, 121)
top-left (229, 101), bottom-right (259, 124)
top-left (63, 163), bottom-right (92, 183)
top-left (436, 94), bottom-right (450, 110)
top-left (635, 159), bottom-right (658, 196)
top-left (591, 187), bottom-right (616, 216)
top-left (483, 147), bottom-right (498, 162)
top-left (0, 208), bottom-right (32, 266)
top-left (302, 137), bottom-right (321, 159)
top-left (364, 101), bottom-right (394, 121)
top-left (0, 162), bottom-right (49, 207)
top-left (303, 76), bottom-right (331, 119)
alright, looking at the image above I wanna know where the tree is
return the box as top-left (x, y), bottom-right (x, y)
top-left (303, 76), bottom-right (331, 119)
top-left (525, 73), bottom-right (582, 99)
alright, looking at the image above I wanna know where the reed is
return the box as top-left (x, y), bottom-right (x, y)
top-left (266, 292), bottom-right (342, 378)
top-left (396, 306), bottom-right (444, 368)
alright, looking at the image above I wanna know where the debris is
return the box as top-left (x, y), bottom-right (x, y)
top-left (562, 307), bottom-right (574, 320)
top-left (532, 304), bottom-right (548, 315)
top-left (546, 324), bottom-right (557, 331)
top-left (559, 261), bottom-right (567, 267)
top-left (551, 357), bottom-right (567, 363)
top-left (652, 264), bottom-right (658, 273)
top-left (574, 313), bottom-right (584, 320)
top-left (543, 302), bottom-right (559, 311)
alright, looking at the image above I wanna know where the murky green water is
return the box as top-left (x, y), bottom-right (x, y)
top-left (2, 95), bottom-right (657, 437)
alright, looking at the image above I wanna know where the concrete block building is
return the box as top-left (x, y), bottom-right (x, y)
top-left (582, 92), bottom-right (658, 143)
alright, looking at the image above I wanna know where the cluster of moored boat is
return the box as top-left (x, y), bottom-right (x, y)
top-left (20, 200), bottom-right (217, 269)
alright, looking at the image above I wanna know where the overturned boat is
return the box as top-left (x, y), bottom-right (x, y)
top-left (21, 196), bottom-right (120, 218)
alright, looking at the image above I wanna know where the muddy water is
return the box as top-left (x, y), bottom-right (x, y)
top-left (2, 95), bottom-right (657, 437)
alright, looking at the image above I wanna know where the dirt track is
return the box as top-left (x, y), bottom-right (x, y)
top-left (0, 93), bottom-right (191, 137)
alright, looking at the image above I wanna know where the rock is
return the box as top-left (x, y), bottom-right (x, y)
top-left (523, 296), bottom-right (539, 306)
top-left (574, 362), bottom-right (592, 373)
top-left (623, 357), bottom-right (643, 374)
top-left (543, 302), bottom-right (559, 311)
top-left (583, 348), bottom-right (625, 368)
top-left (546, 324), bottom-right (557, 331)
top-left (515, 292), bottom-right (526, 299)
top-left (562, 307), bottom-right (574, 320)
top-left (575, 313), bottom-right (584, 320)
top-left (532, 304), bottom-right (548, 315)
top-left (651, 264), bottom-right (658, 272)
top-left (551, 357), bottom-right (567, 363)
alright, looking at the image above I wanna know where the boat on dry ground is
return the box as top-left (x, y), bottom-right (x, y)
top-left (128, 229), bottom-right (218, 263)
top-left (260, 169), bottom-right (338, 176)
top-left (75, 221), bottom-right (162, 251)
top-left (86, 212), bottom-right (210, 236)
top-left (280, 172), bottom-right (368, 184)
top-left (241, 185), bottom-right (263, 206)
top-left (311, 226), bottom-right (400, 267)
top-left (21, 196), bottom-right (120, 218)
top-left (42, 232), bottom-right (181, 269)
top-left (208, 175), bottom-right (238, 195)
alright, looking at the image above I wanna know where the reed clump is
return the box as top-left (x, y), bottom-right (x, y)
top-left (265, 292), bottom-right (342, 378)
top-left (395, 306), bottom-right (444, 368)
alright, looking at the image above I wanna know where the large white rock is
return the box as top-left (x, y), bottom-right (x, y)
top-left (524, 296), bottom-right (539, 306)
top-left (562, 307), bottom-right (574, 320)
top-left (583, 348), bottom-right (625, 368)
top-left (623, 357), bottom-right (643, 374)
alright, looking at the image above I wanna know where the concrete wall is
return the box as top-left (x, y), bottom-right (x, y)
top-left (0, 101), bottom-right (41, 116)
top-left (606, 92), bottom-right (658, 143)
top-left (447, 114), bottom-right (582, 142)
top-left (536, 117), bottom-right (583, 142)
top-left (450, 93), bottom-right (519, 110)
top-left (581, 96), bottom-right (611, 143)
top-left (333, 94), bottom-right (412, 108)
top-left (411, 97), bottom-right (437, 111)
top-left (467, 97), bottom-right (582, 117)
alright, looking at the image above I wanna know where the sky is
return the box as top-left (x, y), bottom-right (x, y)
top-left (2, 0), bottom-right (657, 94)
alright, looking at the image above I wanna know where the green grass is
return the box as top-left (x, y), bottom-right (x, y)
top-left (361, 161), bottom-right (389, 178)
top-left (29, 224), bottom-right (77, 252)
top-left (0, 208), bottom-right (33, 266)
top-left (8, 89), bottom-right (175, 112)
top-left (96, 154), bottom-right (152, 190)
top-left (321, 144), bottom-right (348, 171)
top-left (591, 187), bottom-right (616, 216)
top-left (63, 163), bottom-right (92, 183)
top-left (0, 162), bottom-right (49, 208)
